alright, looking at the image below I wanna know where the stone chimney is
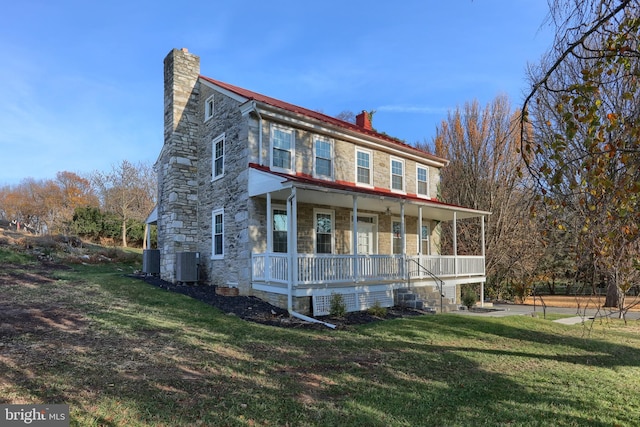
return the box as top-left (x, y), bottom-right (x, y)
top-left (356, 110), bottom-right (372, 130)
top-left (158, 48), bottom-right (201, 282)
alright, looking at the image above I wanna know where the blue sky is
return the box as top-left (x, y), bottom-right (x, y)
top-left (0, 0), bottom-right (553, 186)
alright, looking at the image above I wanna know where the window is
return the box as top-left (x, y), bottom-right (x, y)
top-left (314, 210), bottom-right (334, 254)
top-left (212, 133), bottom-right (225, 180)
top-left (271, 125), bottom-right (294, 171)
top-left (273, 208), bottom-right (288, 253)
top-left (391, 157), bottom-right (404, 192)
top-left (314, 138), bottom-right (332, 179)
top-left (205, 95), bottom-right (214, 121)
top-left (421, 224), bottom-right (430, 255)
top-left (417, 165), bottom-right (429, 197)
top-left (212, 209), bottom-right (224, 258)
top-left (392, 220), bottom-right (403, 255)
top-left (356, 148), bottom-right (372, 186)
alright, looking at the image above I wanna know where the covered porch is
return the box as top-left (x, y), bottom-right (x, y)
top-left (248, 166), bottom-right (490, 313)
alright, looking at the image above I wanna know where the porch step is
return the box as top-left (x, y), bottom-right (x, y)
top-left (407, 286), bottom-right (461, 313)
top-left (394, 288), bottom-right (425, 311)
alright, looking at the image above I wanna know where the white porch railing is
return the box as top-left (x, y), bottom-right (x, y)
top-left (252, 253), bottom-right (485, 286)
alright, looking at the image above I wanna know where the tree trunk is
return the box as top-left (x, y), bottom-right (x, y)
top-left (143, 223), bottom-right (148, 250)
top-left (604, 281), bottom-right (620, 308)
top-left (121, 219), bottom-right (128, 248)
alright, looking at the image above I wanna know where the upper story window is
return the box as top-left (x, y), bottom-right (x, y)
top-left (205, 95), bottom-right (215, 121)
top-left (356, 148), bottom-right (372, 186)
top-left (416, 165), bottom-right (429, 197)
top-left (314, 209), bottom-right (334, 254)
top-left (212, 133), bottom-right (225, 180)
top-left (212, 208), bottom-right (224, 258)
top-left (271, 125), bottom-right (295, 172)
top-left (391, 157), bottom-right (405, 192)
top-left (314, 137), bottom-right (333, 179)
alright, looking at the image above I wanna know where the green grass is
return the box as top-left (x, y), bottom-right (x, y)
top-left (2, 261), bottom-right (640, 426)
top-left (0, 247), bottom-right (35, 264)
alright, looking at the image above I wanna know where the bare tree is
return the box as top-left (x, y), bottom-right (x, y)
top-left (93, 160), bottom-right (156, 247)
top-left (522, 0), bottom-right (640, 317)
top-left (430, 96), bottom-right (543, 300)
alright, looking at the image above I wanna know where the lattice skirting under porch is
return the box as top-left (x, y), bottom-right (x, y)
top-left (312, 290), bottom-right (394, 316)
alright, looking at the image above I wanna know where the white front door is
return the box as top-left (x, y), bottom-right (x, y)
top-left (356, 217), bottom-right (377, 254)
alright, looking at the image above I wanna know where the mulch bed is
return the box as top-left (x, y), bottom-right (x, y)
top-left (134, 274), bottom-right (429, 330)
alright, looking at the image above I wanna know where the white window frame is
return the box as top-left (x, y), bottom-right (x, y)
top-left (212, 133), bottom-right (225, 181)
top-left (390, 157), bottom-right (405, 193)
top-left (416, 164), bottom-right (430, 198)
top-left (355, 147), bottom-right (373, 187)
top-left (392, 217), bottom-right (404, 255)
top-left (313, 137), bottom-right (333, 180)
top-left (419, 223), bottom-right (431, 255)
top-left (313, 208), bottom-right (335, 254)
top-left (205, 95), bottom-right (215, 121)
top-left (212, 208), bottom-right (224, 259)
top-left (272, 205), bottom-right (288, 253)
top-left (270, 124), bottom-right (295, 173)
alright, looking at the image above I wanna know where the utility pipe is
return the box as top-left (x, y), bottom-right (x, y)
top-left (286, 187), bottom-right (335, 329)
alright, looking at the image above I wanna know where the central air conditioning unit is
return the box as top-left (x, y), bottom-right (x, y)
top-left (176, 252), bottom-right (200, 283)
top-left (142, 249), bottom-right (160, 274)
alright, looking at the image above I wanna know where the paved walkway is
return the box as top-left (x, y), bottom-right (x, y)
top-left (454, 303), bottom-right (640, 324)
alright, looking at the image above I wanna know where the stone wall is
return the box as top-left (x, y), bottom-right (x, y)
top-left (158, 48), bottom-right (200, 282)
top-left (196, 79), bottom-right (252, 293)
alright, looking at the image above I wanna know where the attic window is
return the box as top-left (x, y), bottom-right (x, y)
top-left (205, 95), bottom-right (214, 121)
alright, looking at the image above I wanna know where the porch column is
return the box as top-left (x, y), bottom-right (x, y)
top-left (286, 187), bottom-right (298, 311)
top-left (145, 223), bottom-right (151, 249)
top-left (453, 211), bottom-right (458, 275)
top-left (266, 192), bottom-right (272, 282)
top-left (400, 202), bottom-right (406, 277)
top-left (352, 195), bottom-right (358, 281)
top-left (417, 207), bottom-right (423, 256)
top-left (481, 215), bottom-right (485, 307)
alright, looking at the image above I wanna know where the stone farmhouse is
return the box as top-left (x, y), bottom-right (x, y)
top-left (149, 47), bottom-right (490, 317)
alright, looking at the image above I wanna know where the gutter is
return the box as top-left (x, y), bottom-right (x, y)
top-left (286, 187), bottom-right (336, 329)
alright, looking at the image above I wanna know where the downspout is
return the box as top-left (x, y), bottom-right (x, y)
top-left (286, 187), bottom-right (336, 329)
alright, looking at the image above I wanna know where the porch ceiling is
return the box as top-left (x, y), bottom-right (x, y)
top-left (248, 168), bottom-right (489, 221)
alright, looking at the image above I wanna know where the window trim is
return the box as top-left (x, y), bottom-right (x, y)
top-left (212, 133), bottom-right (225, 181)
top-left (355, 147), bottom-right (373, 187)
top-left (419, 223), bottom-right (431, 255)
top-left (270, 124), bottom-right (295, 173)
top-left (313, 208), bottom-right (335, 254)
top-left (313, 136), bottom-right (333, 180)
top-left (392, 217), bottom-right (404, 255)
top-left (212, 208), bottom-right (224, 259)
top-left (204, 95), bottom-right (215, 121)
top-left (271, 204), bottom-right (288, 253)
top-left (390, 156), bottom-right (405, 193)
top-left (416, 164), bottom-right (430, 198)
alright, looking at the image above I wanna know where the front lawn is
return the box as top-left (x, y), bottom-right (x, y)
top-left (1, 261), bottom-right (639, 426)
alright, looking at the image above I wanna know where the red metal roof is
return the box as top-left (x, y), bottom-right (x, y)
top-left (199, 75), bottom-right (447, 164)
top-left (248, 163), bottom-right (480, 212)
